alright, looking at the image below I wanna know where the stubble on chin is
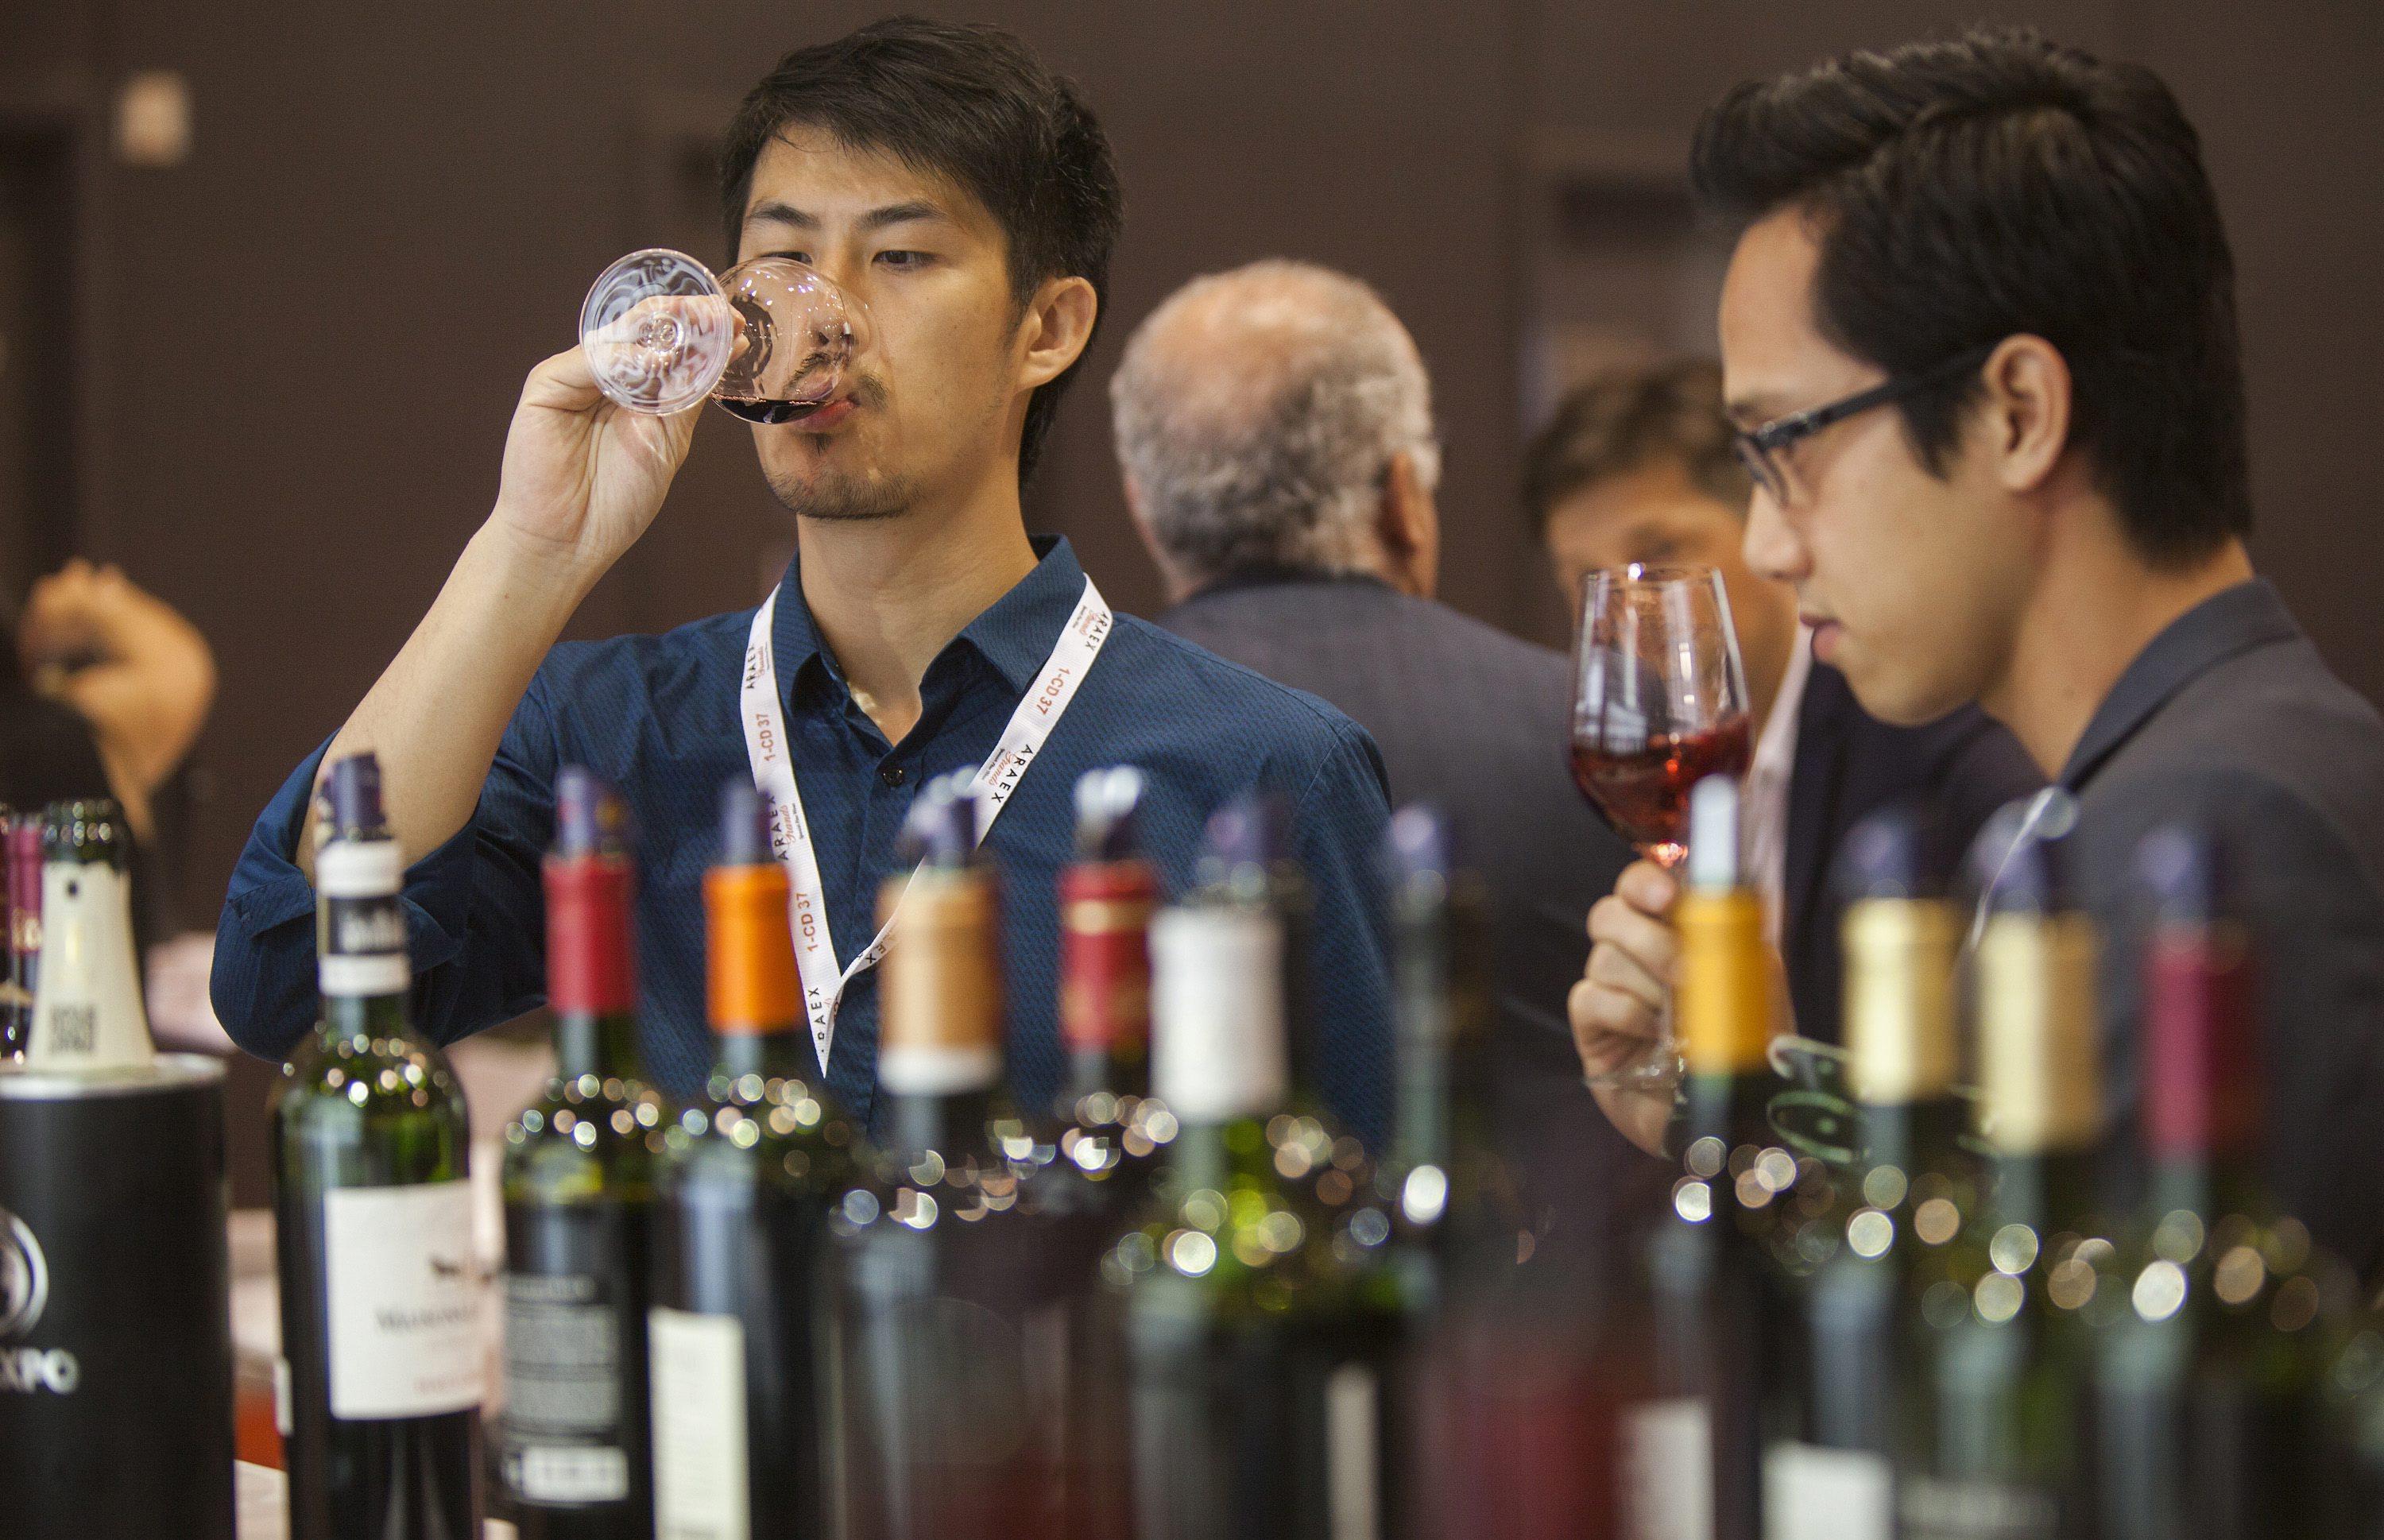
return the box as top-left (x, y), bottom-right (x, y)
top-left (764, 459), bottom-right (915, 524)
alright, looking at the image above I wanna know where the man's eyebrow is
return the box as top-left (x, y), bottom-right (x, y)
top-left (742, 199), bottom-right (949, 234)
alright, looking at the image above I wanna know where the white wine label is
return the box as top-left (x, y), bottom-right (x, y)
top-left (1150, 907), bottom-right (1288, 1121)
top-left (515, 1444), bottom-right (630, 1504)
top-left (322, 1182), bottom-right (486, 1419)
top-left (650, 1307), bottom-right (750, 1540)
top-left (1326, 1362), bottom-right (1383, 1540)
top-left (1899, 1476), bottom-right (2060, 1539)
top-left (501, 1267), bottom-right (629, 1507)
top-left (25, 862), bottom-right (153, 1071)
top-left (1765, 1442), bottom-right (1892, 1540)
top-left (502, 1271), bottom-right (621, 1432)
top-left (1624, 1397), bottom-right (1712, 1540)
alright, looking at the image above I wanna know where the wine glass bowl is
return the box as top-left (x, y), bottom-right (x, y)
top-left (579, 248), bottom-right (874, 421)
top-left (714, 258), bottom-right (874, 422)
top-left (1569, 564), bottom-right (1754, 868)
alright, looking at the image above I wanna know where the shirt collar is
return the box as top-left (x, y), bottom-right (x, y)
top-left (768, 532), bottom-right (1087, 700)
top-left (2058, 578), bottom-right (2301, 789)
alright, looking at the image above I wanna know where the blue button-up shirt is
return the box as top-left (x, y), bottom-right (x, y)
top-left (211, 537), bottom-right (1395, 1140)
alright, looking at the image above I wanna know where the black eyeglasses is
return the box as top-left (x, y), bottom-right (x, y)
top-left (1730, 342), bottom-right (1998, 504)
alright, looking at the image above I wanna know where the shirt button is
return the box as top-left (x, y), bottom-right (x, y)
top-left (880, 764), bottom-right (908, 787)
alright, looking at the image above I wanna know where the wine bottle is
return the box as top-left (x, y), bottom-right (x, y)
top-left (1766, 807), bottom-right (1969, 1540)
top-left (2321, 1317), bottom-right (2384, 1538)
top-left (1898, 807), bottom-right (2104, 1540)
top-left (1192, 794), bottom-right (1371, 1219)
top-left (1028, 766), bottom-right (1166, 1537)
top-left (272, 753), bottom-right (483, 1540)
top-left (1113, 861), bottom-right (1380, 1540)
top-left (647, 778), bottom-right (859, 1540)
top-left (6, 816), bottom-right (38, 1027)
top-left (1375, 806), bottom-right (1527, 1291)
top-left (22, 799), bottom-right (153, 1072)
top-left (2093, 825), bottom-right (2332, 1540)
top-left (0, 805), bottom-right (27, 1058)
top-left (1627, 775), bottom-right (1794, 1540)
top-left (1043, 766), bottom-right (1161, 1209)
top-left (827, 772), bottom-right (1090, 1539)
top-left (1376, 806), bottom-right (1581, 1540)
top-left (497, 768), bottom-right (665, 1537)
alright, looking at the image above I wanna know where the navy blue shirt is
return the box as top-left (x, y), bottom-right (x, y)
top-left (211, 537), bottom-right (1396, 1140)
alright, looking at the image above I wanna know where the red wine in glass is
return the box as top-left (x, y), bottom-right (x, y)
top-left (1569, 717), bottom-right (1753, 869)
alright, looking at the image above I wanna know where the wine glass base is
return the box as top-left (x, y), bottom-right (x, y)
top-left (1581, 1053), bottom-right (1683, 1093)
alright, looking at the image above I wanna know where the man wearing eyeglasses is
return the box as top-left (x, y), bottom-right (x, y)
top-left (1571, 26), bottom-right (2384, 1279)
top-left (1526, 362), bottom-right (2035, 1056)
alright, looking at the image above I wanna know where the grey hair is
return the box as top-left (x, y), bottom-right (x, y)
top-left (1109, 260), bottom-right (1439, 585)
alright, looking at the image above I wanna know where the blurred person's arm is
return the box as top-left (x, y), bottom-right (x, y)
top-left (301, 340), bottom-right (700, 875)
top-left (18, 559), bottom-right (218, 839)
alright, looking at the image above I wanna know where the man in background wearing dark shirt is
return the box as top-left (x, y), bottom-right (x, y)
top-left (1524, 362), bottom-right (2037, 1046)
top-left (1113, 258), bottom-right (1662, 1257)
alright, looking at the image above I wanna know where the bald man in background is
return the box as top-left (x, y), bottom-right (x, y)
top-left (1111, 260), bottom-right (1664, 1262)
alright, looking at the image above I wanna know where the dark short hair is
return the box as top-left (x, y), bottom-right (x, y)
top-left (1690, 26), bottom-right (2250, 564)
top-left (719, 17), bottom-right (1124, 481)
top-left (1522, 360), bottom-right (1750, 530)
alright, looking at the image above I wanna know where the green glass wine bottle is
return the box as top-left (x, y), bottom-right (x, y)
top-left (647, 778), bottom-right (859, 1540)
top-left (1898, 805), bottom-right (2107, 1540)
top-left (1029, 766), bottom-right (1166, 1535)
top-left (1625, 774), bottom-right (1798, 1540)
top-left (1766, 807), bottom-right (1972, 1540)
top-left (2093, 824), bottom-right (2334, 1540)
top-left (827, 772), bottom-right (1105, 1539)
top-left (1190, 794), bottom-right (1373, 1223)
top-left (497, 768), bottom-right (665, 1538)
top-left (1113, 842), bottom-right (1383, 1540)
top-left (1369, 806), bottom-right (1562, 1538)
top-left (271, 752), bottom-right (483, 1540)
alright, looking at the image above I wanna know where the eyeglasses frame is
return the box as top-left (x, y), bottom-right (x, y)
top-left (1731, 342), bottom-right (2000, 503)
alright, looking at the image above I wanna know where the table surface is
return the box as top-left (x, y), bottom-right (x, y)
top-left (236, 1461), bottom-right (517, 1540)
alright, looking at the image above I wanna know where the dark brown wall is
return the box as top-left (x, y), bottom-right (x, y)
top-left (5, 0), bottom-right (2379, 935)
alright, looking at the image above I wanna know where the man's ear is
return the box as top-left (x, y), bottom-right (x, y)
top-left (1980, 334), bottom-right (2072, 497)
top-left (1376, 450), bottom-right (1441, 599)
top-left (1016, 275), bottom-right (1099, 392)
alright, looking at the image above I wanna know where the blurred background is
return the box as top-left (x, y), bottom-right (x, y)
top-left (2, 2), bottom-right (2378, 1195)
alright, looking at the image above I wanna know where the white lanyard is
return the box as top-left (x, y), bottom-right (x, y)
top-left (739, 575), bottom-right (1113, 1074)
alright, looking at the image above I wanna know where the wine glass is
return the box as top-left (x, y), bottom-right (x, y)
top-left (578, 247), bottom-right (878, 420)
top-left (1569, 564), bottom-right (1754, 1087)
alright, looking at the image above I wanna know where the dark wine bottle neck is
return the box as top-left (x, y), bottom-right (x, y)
top-left (1388, 907), bottom-right (1496, 1177)
top-left (2146, 1152), bottom-right (2268, 1229)
top-left (557, 1009), bottom-right (640, 1082)
top-left (1061, 1043), bottom-right (1147, 1112)
top-left (1671, 1070), bottom-right (1776, 1160)
top-left (882, 1086), bottom-right (999, 1167)
top-left (713, 1028), bottom-right (812, 1085)
top-left (1985, 1145), bottom-right (2103, 1236)
top-left (1860, 1093), bottom-right (1967, 1189)
top-left (1164, 1116), bottom-right (1270, 1200)
top-left (321, 989), bottom-right (413, 1041)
